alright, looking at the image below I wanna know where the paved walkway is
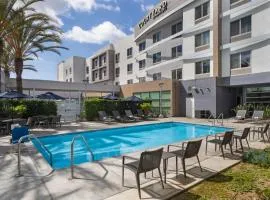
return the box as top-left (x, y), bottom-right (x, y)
top-left (0, 118), bottom-right (268, 200)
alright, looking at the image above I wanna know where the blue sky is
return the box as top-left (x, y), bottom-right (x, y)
top-left (15, 0), bottom-right (159, 81)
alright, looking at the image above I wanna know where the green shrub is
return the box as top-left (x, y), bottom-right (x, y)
top-left (0, 100), bottom-right (57, 118)
top-left (243, 148), bottom-right (270, 168)
top-left (140, 103), bottom-right (152, 113)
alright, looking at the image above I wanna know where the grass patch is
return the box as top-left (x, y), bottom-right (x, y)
top-left (171, 163), bottom-right (270, 200)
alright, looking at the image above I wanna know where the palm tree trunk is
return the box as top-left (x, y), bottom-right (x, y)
top-left (0, 39), bottom-right (3, 92)
top-left (15, 57), bottom-right (23, 93)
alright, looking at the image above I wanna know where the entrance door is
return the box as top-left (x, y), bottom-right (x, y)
top-left (186, 97), bottom-right (195, 118)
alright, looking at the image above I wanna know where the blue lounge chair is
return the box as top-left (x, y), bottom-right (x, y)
top-left (11, 126), bottom-right (30, 144)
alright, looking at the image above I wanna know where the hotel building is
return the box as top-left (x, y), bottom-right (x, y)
top-left (57, 0), bottom-right (270, 118)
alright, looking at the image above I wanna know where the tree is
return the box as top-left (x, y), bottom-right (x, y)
top-left (4, 5), bottom-right (67, 92)
top-left (0, 0), bottom-right (42, 92)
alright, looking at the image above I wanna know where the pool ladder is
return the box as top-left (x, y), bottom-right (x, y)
top-left (208, 113), bottom-right (224, 126)
top-left (17, 134), bottom-right (53, 177)
top-left (70, 135), bottom-right (94, 179)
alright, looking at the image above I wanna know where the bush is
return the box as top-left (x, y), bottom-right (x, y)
top-left (84, 98), bottom-right (152, 121)
top-left (0, 100), bottom-right (57, 118)
top-left (243, 148), bottom-right (270, 168)
top-left (140, 103), bottom-right (152, 113)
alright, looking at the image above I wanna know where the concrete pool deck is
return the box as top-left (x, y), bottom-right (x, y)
top-left (0, 118), bottom-right (268, 200)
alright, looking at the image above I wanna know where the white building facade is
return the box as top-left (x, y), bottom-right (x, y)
top-left (57, 0), bottom-right (270, 118)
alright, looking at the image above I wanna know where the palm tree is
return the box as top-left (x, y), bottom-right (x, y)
top-left (0, 0), bottom-right (42, 92)
top-left (4, 7), bottom-right (67, 92)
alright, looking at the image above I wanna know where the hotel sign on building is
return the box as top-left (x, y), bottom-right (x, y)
top-left (138, 1), bottom-right (168, 29)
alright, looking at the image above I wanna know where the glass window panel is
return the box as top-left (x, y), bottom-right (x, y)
top-left (202, 2), bottom-right (209, 17)
top-left (231, 20), bottom-right (240, 36)
top-left (203, 31), bottom-right (210, 45)
top-left (231, 53), bottom-right (240, 69)
top-left (172, 70), bottom-right (176, 80)
top-left (195, 62), bottom-right (202, 74)
top-left (141, 93), bottom-right (150, 99)
top-left (203, 60), bottom-right (210, 73)
top-left (195, 5), bottom-right (202, 20)
top-left (150, 92), bottom-right (160, 99)
top-left (241, 16), bottom-right (251, 34)
top-left (195, 34), bottom-right (201, 47)
top-left (241, 51), bottom-right (251, 68)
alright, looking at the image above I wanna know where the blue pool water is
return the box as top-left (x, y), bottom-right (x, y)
top-left (32, 122), bottom-right (231, 169)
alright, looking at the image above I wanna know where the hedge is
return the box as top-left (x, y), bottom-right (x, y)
top-left (0, 100), bottom-right (57, 119)
top-left (84, 98), bottom-right (151, 121)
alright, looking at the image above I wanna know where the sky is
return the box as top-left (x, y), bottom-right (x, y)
top-left (13, 0), bottom-right (159, 81)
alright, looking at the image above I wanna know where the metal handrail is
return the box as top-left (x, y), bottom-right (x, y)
top-left (208, 113), bottom-right (216, 125)
top-left (216, 113), bottom-right (224, 126)
top-left (70, 135), bottom-right (94, 179)
top-left (17, 134), bottom-right (53, 177)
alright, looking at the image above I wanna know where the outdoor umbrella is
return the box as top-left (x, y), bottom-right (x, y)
top-left (36, 92), bottom-right (65, 100)
top-left (0, 91), bottom-right (32, 99)
top-left (125, 95), bottom-right (143, 102)
top-left (102, 94), bottom-right (119, 100)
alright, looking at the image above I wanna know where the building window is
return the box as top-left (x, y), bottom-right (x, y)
top-left (127, 63), bottom-right (133, 74)
top-left (66, 79), bottom-right (68, 82)
top-left (172, 69), bottom-right (182, 80)
top-left (115, 82), bottom-right (119, 86)
top-left (139, 77), bottom-right (146, 83)
top-left (93, 58), bottom-right (98, 68)
top-left (195, 60), bottom-right (210, 74)
top-left (65, 69), bottom-right (68, 75)
top-left (231, 16), bottom-right (251, 37)
top-left (70, 78), bottom-right (72, 82)
top-left (127, 47), bottom-right (133, 58)
top-left (153, 72), bottom-right (162, 81)
top-left (139, 41), bottom-right (146, 51)
top-left (153, 32), bottom-right (161, 43)
top-left (153, 52), bottom-right (161, 64)
top-left (231, 51), bottom-right (251, 69)
top-left (127, 79), bottom-right (133, 84)
top-left (115, 68), bottom-right (120, 77)
top-left (86, 77), bottom-right (89, 82)
top-left (86, 67), bottom-right (89, 74)
top-left (195, 31), bottom-right (210, 48)
top-left (171, 21), bottom-right (183, 35)
top-left (103, 69), bottom-right (106, 76)
top-left (172, 45), bottom-right (182, 58)
top-left (195, 2), bottom-right (209, 21)
top-left (139, 59), bottom-right (146, 70)
top-left (115, 53), bottom-right (120, 63)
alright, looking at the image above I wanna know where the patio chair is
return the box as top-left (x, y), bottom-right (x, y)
top-left (98, 111), bottom-right (113, 123)
top-left (122, 148), bottom-right (164, 199)
top-left (167, 140), bottom-right (203, 178)
top-left (235, 110), bottom-right (247, 121)
top-left (253, 123), bottom-right (270, 142)
top-left (0, 121), bottom-right (6, 135)
top-left (37, 116), bottom-right (49, 128)
top-left (251, 110), bottom-right (264, 122)
top-left (11, 126), bottom-right (30, 144)
top-left (112, 111), bottom-right (134, 122)
top-left (233, 127), bottom-right (251, 152)
top-left (205, 131), bottom-right (234, 159)
top-left (125, 110), bottom-right (139, 121)
top-left (24, 117), bottom-right (34, 128)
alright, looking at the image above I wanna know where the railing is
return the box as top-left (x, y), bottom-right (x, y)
top-left (17, 134), bottom-right (53, 177)
top-left (216, 113), bottom-right (224, 126)
top-left (70, 135), bottom-right (94, 179)
top-left (208, 113), bottom-right (224, 126)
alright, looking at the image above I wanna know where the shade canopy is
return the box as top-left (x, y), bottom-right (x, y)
top-left (125, 95), bottom-right (143, 102)
top-left (102, 94), bottom-right (119, 100)
top-left (0, 91), bottom-right (32, 99)
top-left (36, 92), bottom-right (65, 100)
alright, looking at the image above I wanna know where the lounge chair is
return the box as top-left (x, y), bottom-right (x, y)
top-left (122, 148), bottom-right (164, 199)
top-left (233, 127), bottom-right (251, 152)
top-left (167, 140), bottom-right (203, 178)
top-left (98, 111), bottom-right (113, 123)
top-left (253, 123), bottom-right (270, 142)
top-left (206, 131), bottom-right (234, 158)
top-left (251, 110), bottom-right (264, 122)
top-left (125, 110), bottom-right (139, 121)
top-left (112, 111), bottom-right (135, 122)
top-left (235, 110), bottom-right (247, 121)
top-left (11, 126), bottom-right (29, 144)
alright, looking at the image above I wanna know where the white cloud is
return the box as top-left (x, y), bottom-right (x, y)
top-left (64, 21), bottom-right (127, 44)
top-left (16, 0), bottom-right (121, 27)
top-left (140, 4), bottom-right (154, 12)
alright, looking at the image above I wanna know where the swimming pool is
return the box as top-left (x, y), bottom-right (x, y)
top-left (32, 122), bottom-right (231, 169)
